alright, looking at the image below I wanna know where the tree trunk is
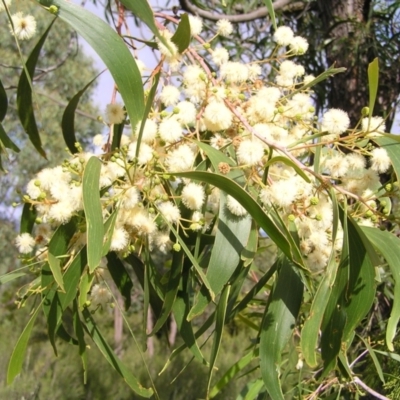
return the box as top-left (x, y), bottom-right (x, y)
top-left (317, 0), bottom-right (399, 130)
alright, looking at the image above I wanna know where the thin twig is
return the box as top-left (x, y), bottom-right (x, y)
top-left (353, 376), bottom-right (390, 400)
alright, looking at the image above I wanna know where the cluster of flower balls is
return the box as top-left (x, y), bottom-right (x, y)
top-left (15, 14), bottom-right (398, 283)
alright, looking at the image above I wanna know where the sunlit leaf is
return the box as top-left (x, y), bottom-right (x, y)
top-left (47, 252), bottom-right (65, 292)
top-left (51, 0), bottom-right (144, 128)
top-left (368, 58), bottom-right (379, 117)
top-left (82, 157), bottom-right (103, 272)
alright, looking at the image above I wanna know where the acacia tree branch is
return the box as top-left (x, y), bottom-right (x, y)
top-left (178, 0), bottom-right (305, 22)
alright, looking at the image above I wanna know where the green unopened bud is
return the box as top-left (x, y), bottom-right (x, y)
top-left (35, 217), bottom-right (42, 224)
top-left (288, 214), bottom-right (295, 222)
top-left (199, 73), bottom-right (207, 81)
top-left (211, 72), bottom-right (217, 77)
top-left (295, 114), bottom-right (302, 121)
top-left (23, 195), bottom-right (30, 202)
top-left (34, 180), bottom-right (41, 187)
top-left (129, 244), bottom-right (135, 252)
top-left (12, 202), bottom-right (18, 208)
top-left (148, 207), bottom-right (155, 214)
top-left (365, 210), bottom-right (373, 218)
top-left (308, 106), bottom-right (315, 113)
top-left (84, 301), bottom-right (91, 308)
top-left (315, 214), bottom-right (322, 221)
top-left (203, 43), bottom-right (211, 49)
top-left (371, 215), bottom-right (377, 222)
top-left (172, 107), bottom-right (180, 114)
top-left (48, 5), bottom-right (58, 14)
top-left (383, 207), bottom-right (389, 215)
top-left (160, 110), bottom-right (169, 118)
top-left (310, 197), bottom-right (319, 206)
top-left (385, 183), bottom-right (392, 192)
top-left (154, 177), bottom-right (161, 185)
top-left (277, 106), bottom-right (284, 114)
top-left (238, 94), bottom-right (246, 100)
top-left (380, 200), bottom-right (387, 207)
top-left (173, 243), bottom-right (181, 252)
top-left (361, 107), bottom-right (370, 117)
top-left (162, 194), bottom-right (169, 201)
top-left (38, 192), bottom-right (47, 200)
top-left (163, 174), bottom-right (171, 180)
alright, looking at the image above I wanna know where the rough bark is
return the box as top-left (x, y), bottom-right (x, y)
top-left (317, 0), bottom-right (399, 129)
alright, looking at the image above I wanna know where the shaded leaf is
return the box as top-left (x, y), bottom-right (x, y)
top-left (260, 256), bottom-right (303, 400)
top-left (171, 13), bottom-right (191, 53)
top-left (17, 20), bottom-right (55, 157)
top-left (0, 77), bottom-right (7, 121)
top-left (82, 309), bottom-right (153, 397)
top-left (47, 252), bottom-right (65, 292)
top-left (368, 58), bottom-right (379, 116)
top-left (7, 304), bottom-right (41, 384)
top-left (62, 74), bottom-right (100, 154)
top-left (20, 203), bottom-right (37, 234)
top-left (107, 252), bottom-right (134, 311)
top-left (263, 0), bottom-right (277, 30)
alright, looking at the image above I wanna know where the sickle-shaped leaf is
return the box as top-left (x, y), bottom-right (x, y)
top-left (7, 303), bottom-right (42, 385)
top-left (82, 157), bottom-right (103, 272)
top-left (17, 19), bottom-right (55, 157)
top-left (50, 0), bottom-right (144, 128)
top-left (171, 13), bottom-right (191, 53)
top-left (62, 74), bottom-right (100, 154)
top-left (82, 309), bottom-right (153, 397)
top-left (260, 256), bottom-right (303, 400)
top-left (362, 227), bottom-right (400, 351)
top-left (368, 58), bottom-right (379, 117)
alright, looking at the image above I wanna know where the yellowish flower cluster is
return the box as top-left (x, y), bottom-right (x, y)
top-left (17, 20), bottom-right (398, 278)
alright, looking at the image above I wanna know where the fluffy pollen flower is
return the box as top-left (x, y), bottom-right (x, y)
top-left (157, 29), bottom-right (179, 60)
top-left (105, 103), bottom-right (125, 125)
top-left (273, 26), bottom-right (294, 46)
top-left (10, 12), bottom-right (37, 40)
top-left (121, 187), bottom-right (141, 210)
top-left (212, 47), bottom-right (229, 66)
top-left (237, 140), bottom-right (264, 166)
top-left (158, 117), bottom-right (183, 143)
top-left (226, 195), bottom-right (248, 217)
top-left (49, 200), bottom-right (75, 224)
top-left (135, 119), bottom-right (158, 143)
top-left (220, 62), bottom-right (249, 83)
top-left (175, 101), bottom-right (197, 125)
top-left (321, 108), bottom-right (350, 136)
top-left (160, 85), bottom-right (181, 106)
top-left (203, 102), bottom-right (233, 132)
top-left (90, 284), bottom-right (112, 308)
top-left (26, 179), bottom-right (42, 200)
top-left (370, 148), bottom-right (391, 173)
top-left (345, 153), bottom-right (366, 170)
top-left (127, 141), bottom-right (154, 165)
top-left (158, 201), bottom-right (181, 224)
top-left (110, 226), bottom-right (129, 251)
top-left (166, 144), bottom-right (196, 172)
top-left (182, 183), bottom-right (205, 210)
top-left (15, 233), bottom-right (36, 254)
top-left (362, 116), bottom-right (385, 136)
top-left (216, 19), bottom-right (233, 37)
top-left (188, 15), bottom-right (203, 36)
top-left (93, 134), bottom-right (105, 147)
top-left (289, 36), bottom-right (309, 54)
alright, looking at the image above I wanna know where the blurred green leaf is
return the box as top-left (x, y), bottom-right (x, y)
top-left (62, 74), bottom-right (100, 154)
top-left (373, 136), bottom-right (400, 179)
top-left (73, 302), bottom-right (88, 384)
top-left (0, 271), bottom-right (26, 285)
top-left (20, 203), bottom-right (37, 234)
top-left (207, 284), bottom-right (230, 396)
top-left (362, 227), bottom-right (400, 351)
top-left (17, 19), bottom-right (55, 157)
top-left (82, 157), bottom-right (104, 273)
top-left (171, 13), bottom-right (191, 52)
top-left (368, 58), bottom-right (379, 117)
top-left (150, 249), bottom-right (183, 335)
top-left (106, 252), bottom-right (134, 311)
top-left (7, 303), bottom-right (41, 385)
top-left (47, 252), bottom-right (65, 292)
top-left (52, 0), bottom-right (144, 128)
top-left (0, 77), bottom-right (7, 121)
top-left (263, 0), bottom-right (277, 30)
top-left (260, 256), bottom-right (303, 400)
top-left (82, 309), bottom-right (153, 397)
top-left (209, 348), bottom-right (258, 398)
top-left (0, 122), bottom-right (19, 152)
